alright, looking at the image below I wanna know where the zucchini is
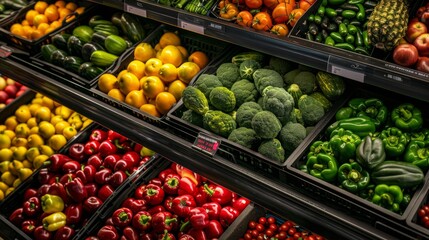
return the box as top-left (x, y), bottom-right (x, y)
top-left (41, 44), bottom-right (57, 62)
top-left (50, 49), bottom-right (68, 67)
top-left (63, 56), bottom-right (84, 74)
top-left (104, 35), bottom-right (127, 55)
top-left (88, 15), bottom-right (113, 28)
top-left (111, 12), bottom-right (123, 27)
top-left (67, 35), bottom-right (84, 57)
top-left (90, 50), bottom-right (118, 67)
top-left (72, 25), bottom-right (94, 43)
top-left (81, 42), bottom-right (105, 62)
top-left (315, 71), bottom-right (346, 101)
top-left (120, 12), bottom-right (145, 44)
top-left (231, 51), bottom-right (267, 66)
top-left (371, 161), bottom-right (424, 188)
top-left (93, 24), bottom-right (119, 36)
top-left (79, 62), bottom-right (104, 79)
top-left (51, 33), bottom-right (71, 51)
top-left (91, 31), bottom-right (110, 47)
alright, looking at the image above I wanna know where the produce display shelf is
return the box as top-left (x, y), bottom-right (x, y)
top-left (87, 0), bottom-right (125, 10)
top-left (0, 57), bottom-right (395, 240)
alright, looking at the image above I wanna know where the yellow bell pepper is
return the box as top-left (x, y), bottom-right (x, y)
top-left (41, 194), bottom-right (64, 213)
top-left (42, 212), bottom-right (66, 232)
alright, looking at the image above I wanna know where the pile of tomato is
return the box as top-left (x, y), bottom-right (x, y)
top-left (215, 0), bottom-right (316, 36)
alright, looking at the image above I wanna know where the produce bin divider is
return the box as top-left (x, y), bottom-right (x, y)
top-left (406, 179), bottom-right (429, 236)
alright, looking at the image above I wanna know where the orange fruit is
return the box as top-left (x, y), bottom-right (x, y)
top-left (54, 0), bottom-right (66, 8)
top-left (127, 60), bottom-right (145, 80)
top-left (118, 72), bottom-right (140, 95)
top-left (30, 30), bottom-right (44, 40)
top-left (144, 58), bottom-right (163, 77)
top-left (37, 22), bottom-right (50, 34)
top-left (155, 92), bottom-right (177, 114)
top-left (34, 1), bottom-right (49, 14)
top-left (11, 26), bottom-right (25, 38)
top-left (25, 10), bottom-right (39, 25)
top-left (154, 43), bottom-right (162, 52)
top-left (159, 45), bottom-right (183, 67)
top-left (44, 27), bottom-right (56, 35)
top-left (188, 51), bottom-right (209, 69)
top-left (108, 89), bottom-right (125, 102)
top-left (49, 20), bottom-right (61, 29)
top-left (159, 32), bottom-right (181, 48)
top-left (33, 14), bottom-right (48, 28)
top-left (65, 2), bottom-right (78, 11)
top-left (44, 6), bottom-right (59, 22)
top-left (22, 26), bottom-right (34, 38)
top-left (125, 90), bottom-right (147, 108)
top-left (168, 80), bottom-right (187, 101)
top-left (117, 69), bottom-right (128, 81)
top-left (140, 104), bottom-right (161, 118)
top-left (141, 76), bottom-right (165, 99)
top-left (177, 62), bottom-right (200, 84)
top-left (158, 63), bottom-right (178, 83)
top-left (11, 23), bottom-right (22, 32)
top-left (21, 20), bottom-right (30, 26)
top-left (98, 73), bottom-right (118, 93)
top-left (134, 42), bottom-right (155, 63)
top-left (74, 6), bottom-right (85, 15)
top-left (58, 7), bottom-right (72, 20)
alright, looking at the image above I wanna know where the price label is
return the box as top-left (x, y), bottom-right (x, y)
top-left (178, 20), bottom-right (205, 34)
top-left (0, 46), bottom-right (12, 58)
top-left (125, 3), bottom-right (147, 18)
top-left (327, 55), bottom-right (365, 83)
top-left (193, 133), bottom-right (220, 156)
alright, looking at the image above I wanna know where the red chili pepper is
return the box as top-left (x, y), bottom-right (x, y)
top-left (143, 183), bottom-right (165, 205)
top-left (163, 196), bottom-right (174, 212)
top-left (179, 234), bottom-right (195, 240)
top-left (152, 211), bottom-right (178, 233)
top-left (65, 176), bottom-right (87, 202)
top-left (134, 185), bottom-right (146, 199)
top-left (122, 226), bottom-right (139, 240)
top-left (219, 206), bottom-right (239, 227)
top-left (45, 154), bottom-right (72, 172)
top-left (148, 205), bottom-right (166, 215)
top-left (85, 183), bottom-right (98, 197)
top-left (24, 188), bottom-right (38, 201)
top-left (205, 220), bottom-right (224, 239)
top-left (158, 169), bottom-right (176, 182)
top-left (201, 202), bottom-right (221, 220)
top-left (23, 196), bottom-right (41, 217)
top-left (163, 175), bottom-right (180, 195)
top-left (99, 141), bottom-right (117, 158)
top-left (114, 159), bottom-right (133, 172)
top-left (158, 230), bottom-right (176, 240)
top-left (149, 178), bottom-right (163, 187)
top-left (84, 140), bottom-right (101, 156)
top-left (21, 219), bottom-right (36, 235)
top-left (90, 129), bottom-right (108, 142)
top-left (178, 177), bottom-right (197, 196)
top-left (38, 168), bottom-right (55, 185)
top-left (103, 154), bottom-right (122, 170)
top-left (232, 197), bottom-right (250, 213)
top-left (132, 210), bottom-right (152, 232)
top-left (113, 207), bottom-right (133, 229)
top-left (9, 207), bottom-right (24, 226)
top-left (172, 194), bottom-right (196, 218)
top-left (187, 228), bottom-right (207, 240)
top-left (108, 170), bottom-right (128, 188)
top-left (123, 151), bottom-right (140, 166)
top-left (64, 203), bottom-right (82, 225)
top-left (121, 198), bottom-right (147, 214)
top-left (95, 168), bottom-right (112, 185)
top-left (34, 225), bottom-right (52, 240)
top-left (98, 184), bottom-right (114, 202)
top-left (189, 207), bottom-right (209, 229)
top-left (88, 154), bottom-right (103, 170)
top-left (62, 160), bottom-right (81, 174)
top-left (83, 196), bottom-right (103, 214)
top-left (54, 226), bottom-right (76, 240)
top-left (203, 184), bottom-right (232, 206)
top-left (68, 143), bottom-right (86, 162)
top-left (97, 225), bottom-right (119, 240)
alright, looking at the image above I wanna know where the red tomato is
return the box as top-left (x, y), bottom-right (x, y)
top-left (245, 0), bottom-right (263, 9)
top-left (271, 0), bottom-right (295, 24)
top-left (236, 10), bottom-right (253, 27)
top-left (263, 0), bottom-right (285, 9)
top-left (252, 11), bottom-right (273, 31)
top-left (299, 0), bottom-right (315, 10)
top-left (288, 8), bottom-right (305, 26)
top-left (270, 23), bottom-right (289, 36)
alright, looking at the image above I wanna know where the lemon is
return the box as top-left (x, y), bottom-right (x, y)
top-left (0, 134), bottom-right (11, 149)
top-left (48, 134), bottom-right (67, 151)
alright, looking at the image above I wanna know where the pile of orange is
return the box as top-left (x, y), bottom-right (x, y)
top-left (9, 1), bottom-right (85, 40)
top-left (97, 31), bottom-right (210, 118)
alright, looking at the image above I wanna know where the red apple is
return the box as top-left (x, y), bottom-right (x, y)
top-left (16, 89), bottom-right (26, 97)
top-left (20, 85), bottom-right (27, 91)
top-left (414, 33), bottom-right (429, 56)
top-left (406, 21), bottom-right (428, 43)
top-left (4, 85), bottom-right (17, 98)
top-left (416, 57), bottom-right (429, 73)
top-left (393, 43), bottom-right (419, 67)
top-left (0, 91), bottom-right (8, 103)
top-left (5, 98), bottom-right (14, 104)
top-left (14, 82), bottom-right (22, 88)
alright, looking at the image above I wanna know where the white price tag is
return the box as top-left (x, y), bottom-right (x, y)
top-left (125, 4), bottom-right (147, 18)
top-left (179, 20), bottom-right (204, 34)
top-left (327, 55), bottom-right (366, 82)
top-left (330, 65), bottom-right (365, 82)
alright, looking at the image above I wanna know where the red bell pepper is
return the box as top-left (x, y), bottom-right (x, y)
top-left (34, 225), bottom-right (52, 240)
top-left (64, 203), bottom-right (82, 225)
top-left (83, 196), bottom-right (103, 213)
top-left (108, 170), bottom-right (128, 188)
top-left (76, 170), bottom-right (88, 184)
top-left (54, 226), bottom-right (76, 240)
top-left (134, 185), bottom-right (146, 199)
top-left (143, 183), bottom-right (165, 205)
top-left (152, 211), bottom-right (178, 233)
top-left (107, 130), bottom-right (128, 144)
top-left (38, 168), bottom-right (55, 185)
top-left (87, 154), bottom-right (103, 170)
top-left (187, 228), bottom-right (207, 240)
top-left (203, 184), bottom-right (232, 206)
top-left (68, 143), bottom-right (86, 162)
top-left (179, 234), bottom-right (196, 240)
top-left (21, 219), bottom-right (36, 235)
top-left (103, 154), bottom-right (121, 169)
top-left (164, 196), bottom-right (174, 212)
top-left (114, 159), bottom-right (133, 172)
top-left (95, 168), bottom-right (112, 185)
top-left (139, 156), bottom-right (151, 167)
top-left (112, 207), bottom-right (133, 229)
top-left (84, 140), bottom-right (100, 156)
top-left (158, 169), bottom-right (175, 182)
top-left (141, 233), bottom-right (156, 240)
top-left (65, 176), bottom-right (87, 202)
top-left (163, 175), bottom-right (180, 195)
top-left (148, 205), bottom-right (166, 215)
top-left (201, 202), bottom-right (221, 220)
top-left (123, 151), bottom-right (140, 166)
top-left (178, 177), bottom-right (197, 196)
top-left (37, 184), bottom-right (51, 198)
top-left (62, 161), bottom-right (81, 174)
top-left (195, 186), bottom-right (210, 206)
top-left (132, 210), bottom-right (152, 232)
top-left (189, 207), bottom-right (209, 229)
top-left (23, 196), bottom-right (41, 217)
top-left (45, 154), bottom-right (72, 172)
top-left (47, 178), bottom-right (68, 202)
top-left (121, 198), bottom-right (147, 214)
top-left (219, 206), bottom-right (239, 227)
top-left (122, 226), bottom-right (139, 240)
top-left (85, 237), bottom-right (100, 240)
top-left (98, 184), bottom-right (114, 202)
top-left (105, 217), bottom-right (114, 225)
top-left (149, 178), bottom-right (163, 187)
top-left (9, 207), bottom-right (24, 226)
top-left (90, 129), bottom-right (108, 142)
top-left (171, 194), bottom-right (196, 218)
top-left (84, 165), bottom-right (97, 183)
top-left (97, 225), bottom-right (119, 240)
top-left (99, 141), bottom-right (117, 158)
top-left (24, 188), bottom-right (38, 201)
top-left (205, 220), bottom-right (223, 239)
top-left (85, 183), bottom-right (98, 197)
top-left (232, 197), bottom-right (250, 213)
top-left (158, 230), bottom-right (176, 240)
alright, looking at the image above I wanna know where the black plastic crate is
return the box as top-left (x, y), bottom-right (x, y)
top-left (0, 1), bottom-right (94, 55)
top-left (407, 181), bottom-right (429, 236)
top-left (0, 88), bottom-right (34, 119)
top-left (285, 84), bottom-right (429, 226)
top-left (90, 24), bottom-right (230, 126)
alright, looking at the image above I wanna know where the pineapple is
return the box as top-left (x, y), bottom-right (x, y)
top-left (366, 0), bottom-right (409, 51)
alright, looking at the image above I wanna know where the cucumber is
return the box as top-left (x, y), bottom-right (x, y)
top-left (371, 161), bottom-right (424, 188)
top-left (104, 35), bottom-right (127, 55)
top-left (231, 51), bottom-right (267, 66)
top-left (63, 56), bottom-right (84, 74)
top-left (90, 50), bottom-right (118, 67)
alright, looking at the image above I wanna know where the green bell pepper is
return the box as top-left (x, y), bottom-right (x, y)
top-left (408, 128), bottom-right (429, 142)
top-left (391, 103), bottom-right (423, 132)
top-left (371, 184), bottom-right (403, 213)
top-left (307, 140), bottom-right (334, 159)
top-left (335, 106), bottom-right (355, 121)
top-left (329, 128), bottom-right (361, 163)
top-left (380, 127), bottom-right (409, 157)
top-left (356, 136), bottom-right (386, 169)
top-left (404, 140), bottom-right (429, 170)
top-left (326, 116), bottom-right (376, 138)
top-left (348, 98), bottom-right (388, 130)
top-left (337, 162), bottom-right (370, 193)
top-left (306, 153), bottom-right (338, 182)
top-left (358, 183), bottom-right (375, 201)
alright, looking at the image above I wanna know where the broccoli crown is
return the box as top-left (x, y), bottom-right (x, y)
top-left (203, 110), bottom-right (237, 137)
top-left (239, 59), bottom-right (261, 80)
top-left (293, 71), bottom-right (317, 94)
top-left (283, 69), bottom-right (301, 86)
top-left (252, 69), bottom-right (284, 94)
top-left (289, 108), bottom-right (304, 125)
top-left (236, 102), bottom-right (262, 128)
top-left (268, 56), bottom-right (296, 76)
top-left (258, 138), bottom-right (285, 163)
top-left (251, 110), bottom-right (282, 139)
top-left (209, 86), bottom-right (236, 112)
top-left (231, 79), bottom-right (259, 106)
top-left (298, 94), bottom-right (325, 126)
top-left (228, 127), bottom-right (259, 149)
top-left (216, 63), bottom-right (240, 89)
top-left (181, 109), bottom-right (204, 127)
top-left (182, 86), bottom-right (209, 115)
top-left (278, 122), bottom-right (307, 154)
top-left (261, 86), bottom-right (294, 125)
top-left (194, 74), bottom-right (223, 98)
